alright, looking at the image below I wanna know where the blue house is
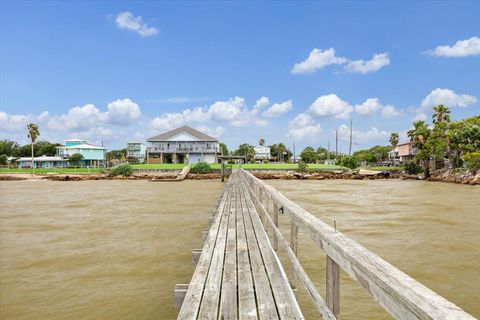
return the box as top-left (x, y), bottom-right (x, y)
top-left (17, 155), bottom-right (68, 168)
top-left (56, 139), bottom-right (107, 167)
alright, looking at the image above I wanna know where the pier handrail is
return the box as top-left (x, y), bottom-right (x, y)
top-left (239, 169), bottom-right (476, 320)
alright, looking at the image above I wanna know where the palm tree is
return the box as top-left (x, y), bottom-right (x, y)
top-left (407, 121), bottom-right (432, 178)
top-left (389, 132), bottom-right (399, 148)
top-left (27, 123), bottom-right (40, 173)
top-left (432, 105), bottom-right (451, 124)
top-left (259, 138), bottom-right (265, 146)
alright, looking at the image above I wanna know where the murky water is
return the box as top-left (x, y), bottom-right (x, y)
top-left (0, 180), bottom-right (223, 320)
top-left (0, 180), bottom-right (478, 319)
top-left (268, 179), bottom-right (480, 319)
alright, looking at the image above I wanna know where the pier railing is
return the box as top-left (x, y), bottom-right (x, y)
top-left (239, 169), bottom-right (475, 320)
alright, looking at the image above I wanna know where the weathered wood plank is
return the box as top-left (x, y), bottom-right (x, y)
top-left (240, 169), bottom-right (476, 320)
top-left (326, 256), bottom-right (340, 318)
top-left (177, 185), bottom-right (231, 319)
top-left (241, 184), bottom-right (304, 320)
top-left (240, 183), bottom-right (279, 320)
top-left (240, 172), bottom-right (336, 320)
top-left (289, 221), bottom-right (298, 289)
top-left (236, 180), bottom-right (258, 320)
top-left (197, 189), bottom-right (232, 319)
top-left (219, 180), bottom-right (238, 319)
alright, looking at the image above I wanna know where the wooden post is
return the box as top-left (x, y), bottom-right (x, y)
top-left (273, 202), bottom-right (279, 251)
top-left (326, 255), bottom-right (340, 318)
top-left (192, 249), bottom-right (202, 265)
top-left (289, 220), bottom-right (298, 288)
top-left (174, 284), bottom-right (189, 309)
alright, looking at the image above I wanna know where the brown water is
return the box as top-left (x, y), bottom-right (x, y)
top-left (268, 179), bottom-right (480, 319)
top-left (0, 180), bottom-right (223, 320)
top-left (0, 180), bottom-right (478, 319)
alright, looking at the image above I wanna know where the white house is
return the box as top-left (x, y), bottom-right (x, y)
top-left (254, 146), bottom-right (271, 161)
top-left (147, 126), bottom-right (220, 164)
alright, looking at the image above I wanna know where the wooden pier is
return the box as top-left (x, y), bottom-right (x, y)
top-left (176, 169), bottom-right (476, 320)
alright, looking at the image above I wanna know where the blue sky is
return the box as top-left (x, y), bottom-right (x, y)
top-left (1, 1), bottom-right (479, 153)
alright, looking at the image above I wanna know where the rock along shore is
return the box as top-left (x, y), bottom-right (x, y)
top-left (0, 169), bottom-right (478, 185)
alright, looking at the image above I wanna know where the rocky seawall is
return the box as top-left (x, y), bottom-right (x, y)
top-left (1, 169), bottom-right (478, 185)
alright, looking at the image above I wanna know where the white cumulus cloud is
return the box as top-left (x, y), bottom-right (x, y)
top-left (308, 94), bottom-right (353, 119)
top-left (287, 113), bottom-right (323, 141)
top-left (420, 88), bottom-right (477, 110)
top-left (263, 100), bottom-right (293, 117)
top-left (426, 36), bottom-right (480, 57)
top-left (115, 12), bottom-right (159, 37)
top-left (412, 113), bottom-right (427, 122)
top-left (344, 53), bottom-right (390, 74)
top-left (106, 98), bottom-right (141, 125)
top-left (354, 98), bottom-right (400, 118)
top-left (291, 48), bottom-right (347, 74)
top-left (380, 105), bottom-right (400, 118)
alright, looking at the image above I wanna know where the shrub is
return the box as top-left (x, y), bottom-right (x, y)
top-left (338, 156), bottom-right (359, 169)
top-left (404, 161), bottom-right (423, 174)
top-left (297, 161), bottom-right (308, 172)
top-left (109, 163), bottom-right (133, 177)
top-left (464, 152), bottom-right (480, 172)
top-left (191, 161), bottom-right (212, 174)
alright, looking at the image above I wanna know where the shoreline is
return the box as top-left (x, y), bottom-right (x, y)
top-left (1, 169), bottom-right (478, 185)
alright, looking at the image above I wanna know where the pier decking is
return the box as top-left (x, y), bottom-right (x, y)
top-left (176, 169), bottom-right (476, 320)
top-left (177, 171), bottom-right (303, 319)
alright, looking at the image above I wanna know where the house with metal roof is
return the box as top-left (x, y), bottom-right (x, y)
top-left (147, 125), bottom-right (220, 164)
top-left (17, 155), bottom-right (68, 168)
top-left (56, 139), bottom-right (107, 167)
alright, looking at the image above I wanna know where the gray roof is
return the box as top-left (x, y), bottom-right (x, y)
top-left (147, 125), bottom-right (218, 142)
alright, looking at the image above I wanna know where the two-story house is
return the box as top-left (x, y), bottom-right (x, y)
top-left (147, 126), bottom-right (220, 164)
top-left (126, 142), bottom-right (146, 163)
top-left (56, 139), bottom-right (107, 167)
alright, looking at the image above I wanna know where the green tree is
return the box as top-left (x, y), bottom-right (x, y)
top-left (463, 152), bottom-right (480, 172)
top-left (389, 132), bottom-right (399, 148)
top-left (69, 153), bottom-right (84, 167)
top-left (219, 142), bottom-right (229, 156)
top-left (270, 143), bottom-right (292, 162)
top-left (407, 120), bottom-right (432, 178)
top-left (0, 140), bottom-right (20, 156)
top-left (432, 104), bottom-right (451, 124)
top-left (300, 146), bottom-right (318, 163)
top-left (0, 154), bottom-right (8, 165)
top-left (338, 156), bottom-right (359, 169)
top-left (27, 123), bottom-right (40, 173)
top-left (35, 141), bottom-right (61, 156)
top-left (448, 116), bottom-right (480, 167)
top-left (106, 149), bottom-right (127, 161)
top-left (234, 143), bottom-right (255, 163)
top-left (315, 147), bottom-right (330, 161)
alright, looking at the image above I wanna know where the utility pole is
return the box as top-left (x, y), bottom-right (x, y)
top-left (335, 130), bottom-right (338, 158)
top-left (327, 141), bottom-right (330, 160)
top-left (348, 119), bottom-right (353, 156)
top-left (293, 140), bottom-right (296, 163)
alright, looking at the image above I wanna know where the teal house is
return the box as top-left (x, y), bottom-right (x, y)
top-left (17, 155), bottom-right (68, 168)
top-left (56, 139), bottom-right (107, 167)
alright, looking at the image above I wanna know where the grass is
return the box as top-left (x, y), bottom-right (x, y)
top-left (0, 167), bottom-right (104, 174)
top-left (365, 166), bottom-right (405, 171)
top-left (132, 163), bottom-right (346, 171)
